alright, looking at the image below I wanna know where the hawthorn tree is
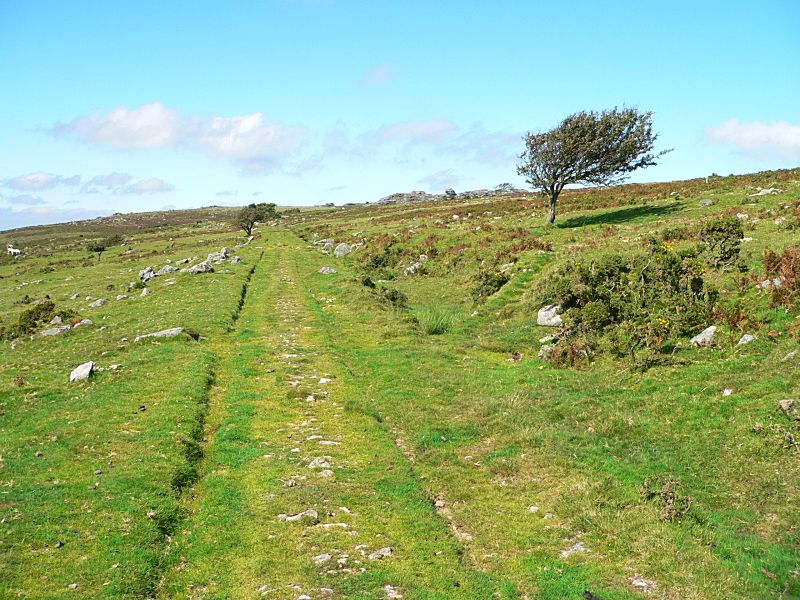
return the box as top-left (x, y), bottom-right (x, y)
top-left (517, 107), bottom-right (670, 224)
top-left (236, 202), bottom-right (278, 236)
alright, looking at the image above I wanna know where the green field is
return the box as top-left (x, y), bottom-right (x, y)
top-left (1, 170), bottom-right (799, 599)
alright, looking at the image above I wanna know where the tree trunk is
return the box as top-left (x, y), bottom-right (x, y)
top-left (546, 191), bottom-right (559, 224)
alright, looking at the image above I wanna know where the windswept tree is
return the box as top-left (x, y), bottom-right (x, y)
top-left (236, 202), bottom-right (278, 236)
top-left (517, 107), bottom-right (670, 224)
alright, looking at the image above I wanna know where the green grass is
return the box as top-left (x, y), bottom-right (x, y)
top-left (1, 168), bottom-right (799, 598)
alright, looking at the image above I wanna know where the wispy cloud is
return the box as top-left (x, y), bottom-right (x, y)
top-left (375, 119), bottom-right (456, 144)
top-left (363, 63), bottom-right (396, 87)
top-left (417, 168), bottom-right (460, 191)
top-left (52, 102), bottom-right (307, 173)
top-left (707, 119), bottom-right (800, 160)
top-left (216, 190), bottom-right (238, 196)
top-left (121, 178), bottom-right (175, 194)
top-left (5, 171), bottom-right (80, 191)
top-left (1, 193), bottom-right (46, 206)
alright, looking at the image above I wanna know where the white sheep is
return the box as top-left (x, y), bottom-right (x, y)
top-left (6, 243), bottom-right (21, 257)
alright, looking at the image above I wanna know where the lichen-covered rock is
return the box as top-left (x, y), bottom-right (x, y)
top-left (334, 243), bottom-right (352, 258)
top-left (88, 298), bottom-right (107, 308)
top-left (70, 361), bottom-right (94, 382)
top-left (134, 327), bottom-right (185, 342)
top-left (537, 304), bottom-right (563, 327)
top-left (690, 325), bottom-right (716, 347)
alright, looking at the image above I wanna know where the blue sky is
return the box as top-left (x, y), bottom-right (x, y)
top-left (1, 0), bottom-right (798, 229)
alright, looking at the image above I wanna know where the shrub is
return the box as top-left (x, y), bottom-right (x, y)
top-left (538, 242), bottom-right (716, 367)
top-left (376, 286), bottom-right (407, 309)
top-left (0, 300), bottom-right (77, 340)
top-left (762, 245), bottom-right (800, 308)
top-left (472, 267), bottom-right (510, 302)
top-left (700, 216), bottom-right (743, 270)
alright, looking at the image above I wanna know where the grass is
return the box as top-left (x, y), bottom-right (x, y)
top-left (1, 168), bottom-right (799, 598)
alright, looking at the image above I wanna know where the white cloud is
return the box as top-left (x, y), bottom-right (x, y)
top-left (707, 119), bottom-right (800, 160)
top-left (216, 190), bottom-right (238, 196)
top-left (363, 64), bottom-right (396, 87)
top-left (81, 172), bottom-right (134, 193)
top-left (53, 102), bottom-right (181, 150)
top-left (417, 169), bottom-right (461, 191)
top-left (375, 119), bottom-right (456, 144)
top-left (52, 103), bottom-right (306, 173)
top-left (1, 193), bottom-right (45, 206)
top-left (5, 171), bottom-right (80, 191)
top-left (122, 178), bottom-right (175, 194)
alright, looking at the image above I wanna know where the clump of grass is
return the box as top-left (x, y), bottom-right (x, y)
top-left (416, 306), bottom-right (456, 335)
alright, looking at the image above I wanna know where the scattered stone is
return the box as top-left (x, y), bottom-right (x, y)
top-left (134, 327), bottom-right (185, 342)
top-left (88, 298), bottom-right (107, 308)
top-left (629, 576), bottom-right (656, 593)
top-left (775, 216), bottom-right (788, 226)
top-left (539, 334), bottom-right (555, 343)
top-left (277, 509), bottom-right (319, 524)
top-left (384, 584), bottom-right (403, 598)
top-left (156, 265), bottom-right (178, 276)
top-left (231, 256), bottom-right (242, 264)
top-left (319, 469), bottom-right (334, 477)
top-left (736, 212), bottom-right (749, 220)
top-left (68, 583), bottom-right (78, 590)
top-left (699, 198), bottom-right (714, 207)
top-left (312, 553), bottom-right (332, 565)
top-left (528, 505), bottom-right (539, 513)
top-left (72, 319), bottom-right (93, 328)
top-left (736, 334), bottom-right (756, 346)
top-left (722, 388), bottom-right (733, 396)
top-left (319, 266), bottom-right (337, 275)
top-left (756, 276), bottom-right (785, 290)
top-left (139, 266), bottom-right (155, 282)
top-left (560, 541), bottom-right (589, 558)
top-left (334, 243), bottom-right (352, 258)
top-left (537, 304), bottom-right (563, 327)
top-left (368, 547), bottom-right (393, 560)
top-left (781, 350), bottom-right (797, 362)
top-left (41, 326), bottom-right (71, 336)
top-left (187, 260), bottom-right (214, 274)
top-left (538, 344), bottom-right (555, 360)
top-left (750, 187), bottom-right (780, 197)
top-left (176, 257), bottom-right (191, 265)
top-left (308, 457), bottom-right (331, 469)
top-left (690, 325), bottom-right (716, 347)
top-left (140, 288), bottom-right (150, 297)
top-left (321, 241), bottom-right (334, 254)
top-left (50, 316), bottom-right (62, 325)
top-left (70, 361), bottom-right (95, 382)
top-left (115, 294), bottom-right (128, 301)
top-left (779, 399), bottom-right (799, 421)
top-left (70, 293), bottom-right (80, 300)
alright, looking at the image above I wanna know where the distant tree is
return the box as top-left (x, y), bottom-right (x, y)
top-left (517, 107), bottom-right (671, 224)
top-left (86, 241), bottom-right (106, 261)
top-left (236, 202), bottom-right (278, 236)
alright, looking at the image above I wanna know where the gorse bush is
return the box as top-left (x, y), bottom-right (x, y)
top-left (472, 266), bottom-right (510, 302)
top-left (0, 300), bottom-right (77, 340)
top-left (700, 216), bottom-right (743, 270)
top-left (538, 241), bottom-right (716, 367)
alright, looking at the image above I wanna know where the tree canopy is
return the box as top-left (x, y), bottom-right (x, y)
top-left (517, 107), bottom-right (670, 224)
top-left (236, 202), bottom-right (278, 236)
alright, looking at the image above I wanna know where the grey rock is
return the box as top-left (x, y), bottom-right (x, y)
top-left (368, 547), bottom-right (393, 560)
top-left (537, 304), bottom-right (563, 327)
top-left (72, 319), bottom-right (93, 328)
top-left (70, 361), bottom-right (94, 382)
top-left (175, 257), bottom-right (191, 265)
top-left (311, 553), bottom-right (332, 565)
top-left (781, 350), bottom-right (798, 362)
top-left (139, 266), bottom-right (156, 283)
top-left (444, 188), bottom-right (456, 198)
top-left (156, 265), bottom-right (178, 276)
top-left (231, 256), bottom-right (242, 264)
top-left (115, 294), bottom-right (128, 301)
top-left (690, 325), bottom-right (716, 347)
top-left (50, 316), bottom-right (62, 325)
top-left (779, 399), bottom-right (799, 421)
top-left (41, 326), bottom-right (71, 336)
top-left (538, 344), bottom-right (555, 360)
top-left (321, 241), bottom-right (334, 254)
top-left (699, 198), bottom-right (715, 207)
top-left (750, 187), bottom-right (780, 197)
top-left (333, 243), bottom-right (352, 258)
top-left (187, 260), bottom-right (214, 274)
top-left (70, 293), bottom-right (80, 300)
top-left (319, 266), bottom-right (337, 275)
top-left (88, 298), bottom-right (107, 308)
top-left (736, 334), bottom-right (756, 346)
top-left (308, 457), bottom-right (331, 469)
top-left (140, 288), bottom-right (150, 297)
top-left (277, 509), bottom-right (319, 524)
top-left (134, 327), bottom-right (184, 342)
top-left (560, 541), bottom-right (589, 558)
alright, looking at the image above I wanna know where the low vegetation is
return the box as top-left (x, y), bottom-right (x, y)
top-left (1, 168), bottom-right (799, 598)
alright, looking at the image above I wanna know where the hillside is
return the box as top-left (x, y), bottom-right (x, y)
top-left (1, 169), bottom-right (799, 599)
